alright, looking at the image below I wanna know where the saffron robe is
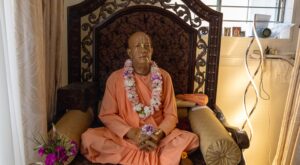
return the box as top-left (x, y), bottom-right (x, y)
top-left (81, 68), bottom-right (199, 165)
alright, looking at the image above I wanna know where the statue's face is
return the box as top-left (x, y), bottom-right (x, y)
top-left (127, 32), bottom-right (153, 66)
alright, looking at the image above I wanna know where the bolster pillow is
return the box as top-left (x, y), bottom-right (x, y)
top-left (54, 108), bottom-right (94, 146)
top-left (189, 106), bottom-right (241, 165)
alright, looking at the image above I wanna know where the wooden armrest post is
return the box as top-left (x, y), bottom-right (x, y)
top-left (55, 82), bottom-right (98, 123)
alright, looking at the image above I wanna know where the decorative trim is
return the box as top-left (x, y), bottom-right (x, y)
top-left (182, 0), bottom-right (223, 107)
top-left (93, 5), bottom-right (197, 96)
top-left (80, 0), bottom-right (207, 85)
top-left (67, 0), bottom-right (105, 83)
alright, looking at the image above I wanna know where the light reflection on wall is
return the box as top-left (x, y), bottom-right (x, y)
top-left (217, 46), bottom-right (292, 165)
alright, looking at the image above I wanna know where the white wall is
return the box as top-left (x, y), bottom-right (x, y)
top-left (291, 0), bottom-right (300, 51)
top-left (62, 0), bottom-right (84, 86)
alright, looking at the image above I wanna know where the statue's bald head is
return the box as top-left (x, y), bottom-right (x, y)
top-left (127, 32), bottom-right (152, 49)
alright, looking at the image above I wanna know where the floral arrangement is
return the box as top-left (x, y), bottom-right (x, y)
top-left (34, 124), bottom-right (78, 165)
top-left (123, 59), bottom-right (163, 119)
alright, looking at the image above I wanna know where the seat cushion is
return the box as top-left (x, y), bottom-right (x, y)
top-left (189, 106), bottom-right (241, 165)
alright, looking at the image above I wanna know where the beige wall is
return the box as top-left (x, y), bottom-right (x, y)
top-left (217, 37), bottom-right (295, 165)
top-left (217, 0), bottom-right (300, 163)
top-left (62, 0), bottom-right (84, 85)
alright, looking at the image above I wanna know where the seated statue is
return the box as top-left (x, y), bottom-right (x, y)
top-left (81, 32), bottom-right (199, 165)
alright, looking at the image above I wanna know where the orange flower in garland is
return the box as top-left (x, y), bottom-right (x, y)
top-left (181, 151), bottom-right (188, 159)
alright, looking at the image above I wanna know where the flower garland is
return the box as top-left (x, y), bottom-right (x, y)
top-left (123, 59), bottom-right (162, 119)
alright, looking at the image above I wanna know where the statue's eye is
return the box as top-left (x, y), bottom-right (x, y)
top-left (136, 44), bottom-right (151, 50)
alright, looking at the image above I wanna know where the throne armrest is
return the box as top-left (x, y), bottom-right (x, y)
top-left (214, 105), bottom-right (250, 149)
top-left (189, 107), bottom-right (242, 164)
top-left (55, 82), bottom-right (98, 122)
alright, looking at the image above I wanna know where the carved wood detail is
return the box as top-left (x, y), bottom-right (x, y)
top-left (93, 6), bottom-right (197, 98)
top-left (67, 0), bottom-right (222, 108)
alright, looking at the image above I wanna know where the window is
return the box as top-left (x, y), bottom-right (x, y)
top-left (202, 0), bottom-right (286, 37)
top-left (203, 0), bottom-right (284, 22)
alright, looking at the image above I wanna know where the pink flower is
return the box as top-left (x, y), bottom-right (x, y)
top-left (45, 153), bottom-right (56, 165)
top-left (55, 146), bottom-right (68, 162)
top-left (38, 147), bottom-right (45, 157)
top-left (55, 146), bottom-right (65, 152)
top-left (34, 124), bottom-right (79, 165)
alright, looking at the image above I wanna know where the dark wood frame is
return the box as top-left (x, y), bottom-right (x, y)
top-left (92, 5), bottom-right (198, 100)
top-left (67, 0), bottom-right (104, 83)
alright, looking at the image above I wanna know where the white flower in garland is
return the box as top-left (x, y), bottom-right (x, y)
top-left (123, 59), bottom-right (163, 119)
top-left (143, 106), bottom-right (152, 116)
top-left (125, 79), bottom-right (134, 87)
top-left (134, 103), bottom-right (142, 112)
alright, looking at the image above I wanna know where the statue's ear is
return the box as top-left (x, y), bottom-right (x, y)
top-left (127, 48), bottom-right (132, 58)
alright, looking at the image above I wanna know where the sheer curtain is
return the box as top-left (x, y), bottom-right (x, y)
top-left (0, 0), bottom-right (64, 163)
top-left (43, 0), bottom-right (64, 122)
top-left (0, 1), bottom-right (22, 164)
top-left (2, 0), bottom-right (47, 163)
top-left (273, 29), bottom-right (300, 165)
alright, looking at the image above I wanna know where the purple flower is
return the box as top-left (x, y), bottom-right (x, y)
top-left (141, 124), bottom-right (155, 136)
top-left (151, 74), bottom-right (161, 80)
top-left (123, 70), bottom-right (131, 76)
top-left (55, 146), bottom-right (64, 153)
top-left (60, 152), bottom-right (68, 162)
top-left (38, 147), bottom-right (45, 157)
top-left (55, 146), bottom-right (65, 153)
top-left (45, 153), bottom-right (56, 165)
top-left (34, 125), bottom-right (82, 165)
top-left (70, 140), bottom-right (77, 146)
top-left (55, 146), bottom-right (68, 162)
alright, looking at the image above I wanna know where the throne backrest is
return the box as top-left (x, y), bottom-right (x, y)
top-left (67, 0), bottom-right (222, 109)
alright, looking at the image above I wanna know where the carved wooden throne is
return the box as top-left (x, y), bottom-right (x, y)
top-left (56, 0), bottom-right (250, 164)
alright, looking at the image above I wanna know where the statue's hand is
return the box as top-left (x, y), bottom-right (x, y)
top-left (150, 129), bottom-right (165, 144)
